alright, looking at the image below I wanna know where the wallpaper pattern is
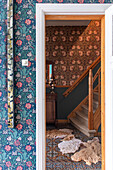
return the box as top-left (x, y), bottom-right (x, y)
top-left (0, 0), bottom-right (112, 169)
top-left (46, 22), bottom-right (101, 86)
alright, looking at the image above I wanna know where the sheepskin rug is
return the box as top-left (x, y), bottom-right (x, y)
top-left (46, 129), bottom-right (73, 139)
top-left (71, 137), bottom-right (101, 166)
top-left (46, 128), bottom-right (101, 166)
top-left (58, 137), bottom-right (82, 154)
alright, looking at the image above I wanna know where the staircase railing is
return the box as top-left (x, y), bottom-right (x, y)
top-left (63, 56), bottom-right (101, 97)
top-left (88, 67), bottom-right (101, 130)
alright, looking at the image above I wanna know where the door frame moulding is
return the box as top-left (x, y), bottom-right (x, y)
top-left (36, 4), bottom-right (111, 170)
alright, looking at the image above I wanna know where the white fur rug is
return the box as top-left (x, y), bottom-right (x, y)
top-left (58, 137), bottom-right (82, 154)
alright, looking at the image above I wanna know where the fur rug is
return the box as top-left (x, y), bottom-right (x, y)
top-left (61, 134), bottom-right (75, 141)
top-left (71, 137), bottom-right (101, 166)
top-left (46, 129), bottom-right (73, 139)
top-left (58, 137), bottom-right (82, 154)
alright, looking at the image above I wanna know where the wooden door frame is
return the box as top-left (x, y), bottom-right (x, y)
top-left (36, 4), bottom-right (111, 170)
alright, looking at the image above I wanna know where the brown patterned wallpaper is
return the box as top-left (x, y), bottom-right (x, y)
top-left (46, 20), bottom-right (101, 86)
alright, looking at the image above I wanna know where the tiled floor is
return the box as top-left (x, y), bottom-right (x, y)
top-left (46, 124), bottom-right (101, 170)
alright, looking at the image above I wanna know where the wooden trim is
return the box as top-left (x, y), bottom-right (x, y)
top-left (88, 69), bottom-right (94, 130)
top-left (56, 119), bottom-right (68, 124)
top-left (93, 67), bottom-right (101, 83)
top-left (101, 16), bottom-right (105, 170)
top-left (63, 56), bottom-right (101, 97)
top-left (94, 105), bottom-right (101, 132)
top-left (97, 132), bottom-right (101, 136)
top-left (67, 95), bottom-right (88, 121)
top-left (56, 85), bottom-right (71, 88)
top-left (45, 14), bottom-right (105, 170)
top-left (98, 74), bottom-right (101, 106)
top-left (45, 15), bottom-right (104, 21)
top-left (67, 86), bottom-right (98, 121)
top-left (46, 85), bottom-right (71, 88)
top-left (95, 131), bottom-right (101, 136)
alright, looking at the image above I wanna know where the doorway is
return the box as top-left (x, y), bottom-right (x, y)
top-left (45, 16), bottom-right (102, 169)
top-left (36, 4), bottom-right (113, 170)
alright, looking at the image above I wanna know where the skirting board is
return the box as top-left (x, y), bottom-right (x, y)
top-left (56, 119), bottom-right (68, 124)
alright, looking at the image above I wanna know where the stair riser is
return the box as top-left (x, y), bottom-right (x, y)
top-left (82, 104), bottom-right (98, 114)
top-left (69, 119), bottom-right (95, 137)
top-left (76, 114), bottom-right (88, 127)
top-left (93, 102), bottom-right (98, 109)
top-left (93, 93), bottom-right (98, 100)
top-left (81, 106), bottom-right (88, 114)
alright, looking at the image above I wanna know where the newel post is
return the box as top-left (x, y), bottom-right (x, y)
top-left (88, 69), bottom-right (94, 130)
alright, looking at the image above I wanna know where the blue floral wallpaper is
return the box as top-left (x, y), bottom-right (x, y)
top-left (0, 0), bottom-right (112, 169)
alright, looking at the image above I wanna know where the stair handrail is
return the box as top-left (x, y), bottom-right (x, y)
top-left (63, 56), bottom-right (101, 97)
top-left (88, 66), bottom-right (101, 130)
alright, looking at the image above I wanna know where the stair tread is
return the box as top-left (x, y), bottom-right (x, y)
top-left (81, 104), bottom-right (97, 113)
top-left (93, 99), bottom-right (99, 104)
top-left (70, 117), bottom-right (88, 131)
top-left (75, 110), bottom-right (88, 121)
top-left (87, 98), bottom-right (99, 104)
top-left (94, 91), bottom-right (99, 95)
top-left (69, 117), bottom-right (96, 137)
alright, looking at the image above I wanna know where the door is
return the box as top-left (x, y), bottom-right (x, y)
top-left (105, 5), bottom-right (113, 170)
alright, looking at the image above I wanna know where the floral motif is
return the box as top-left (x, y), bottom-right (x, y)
top-left (26, 119), bottom-right (32, 125)
top-left (25, 103), bottom-right (31, 109)
top-left (14, 14), bottom-right (20, 20)
top-left (25, 145), bottom-right (32, 151)
top-left (16, 166), bottom-right (23, 170)
top-left (78, 0), bottom-right (84, 3)
top-left (0, 124), bottom-right (2, 129)
top-left (25, 19), bottom-right (31, 25)
top-left (26, 77), bottom-right (32, 83)
top-left (26, 35), bottom-right (32, 41)
top-left (16, 40), bottom-right (22, 46)
top-left (16, 124), bottom-right (23, 130)
top-left (6, 161), bottom-right (11, 167)
top-left (14, 140), bottom-right (20, 146)
top-left (36, 0), bottom-right (43, 2)
top-left (14, 98), bottom-right (20, 104)
top-left (16, 0), bottom-right (22, 4)
top-left (26, 161), bottom-right (32, 167)
top-left (0, 92), bottom-right (2, 97)
top-left (16, 82), bottom-right (22, 88)
top-left (15, 56), bottom-right (20, 62)
top-left (5, 145), bottom-right (11, 151)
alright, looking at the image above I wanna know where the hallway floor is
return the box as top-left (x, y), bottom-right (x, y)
top-left (46, 123), bottom-right (101, 170)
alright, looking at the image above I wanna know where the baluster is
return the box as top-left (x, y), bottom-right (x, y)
top-left (88, 69), bottom-right (94, 130)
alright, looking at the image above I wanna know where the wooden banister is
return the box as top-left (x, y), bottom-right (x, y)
top-left (63, 56), bottom-right (101, 97)
top-left (88, 66), bottom-right (101, 131)
top-left (88, 69), bottom-right (94, 130)
top-left (93, 67), bottom-right (101, 83)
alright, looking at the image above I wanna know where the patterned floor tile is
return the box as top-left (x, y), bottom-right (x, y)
top-left (46, 124), bottom-right (101, 170)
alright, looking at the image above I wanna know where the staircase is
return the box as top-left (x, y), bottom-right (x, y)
top-left (63, 56), bottom-right (101, 137)
top-left (69, 89), bottom-right (100, 137)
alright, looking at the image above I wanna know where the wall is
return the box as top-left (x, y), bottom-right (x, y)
top-left (46, 22), bottom-right (101, 86)
top-left (46, 62), bottom-right (100, 119)
top-left (0, 0), bottom-right (112, 169)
